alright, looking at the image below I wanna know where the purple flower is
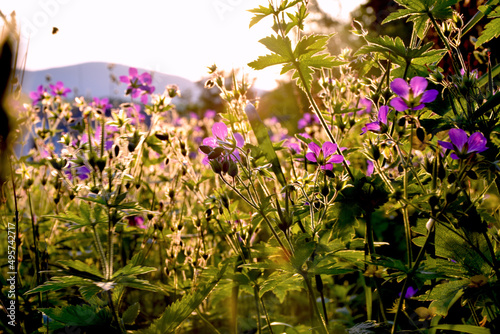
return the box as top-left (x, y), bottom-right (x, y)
top-left (438, 129), bottom-right (488, 160)
top-left (358, 98), bottom-right (373, 115)
top-left (390, 76), bottom-right (438, 112)
top-left (120, 67), bottom-right (155, 104)
top-left (199, 122), bottom-right (244, 165)
top-left (81, 125), bottom-right (114, 151)
top-left (92, 97), bottom-right (112, 111)
top-left (64, 163), bottom-right (90, 181)
top-left (29, 85), bottom-right (48, 105)
top-left (399, 286), bottom-right (418, 299)
top-left (298, 113), bottom-right (320, 129)
top-left (284, 137), bottom-right (302, 154)
top-left (204, 110), bottom-right (216, 119)
top-left (127, 216), bottom-right (146, 229)
top-left (366, 160), bottom-right (374, 177)
top-left (305, 141), bottom-right (344, 170)
top-left (361, 106), bottom-right (390, 135)
top-left (49, 81), bottom-right (71, 97)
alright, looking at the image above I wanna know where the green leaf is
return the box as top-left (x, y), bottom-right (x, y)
top-left (259, 271), bottom-right (303, 303)
top-left (26, 276), bottom-right (94, 295)
top-left (58, 260), bottom-right (103, 279)
top-left (244, 104), bottom-right (287, 187)
top-left (475, 7), bottom-right (500, 47)
top-left (112, 263), bottom-right (157, 278)
top-left (135, 264), bottom-right (227, 334)
top-left (39, 305), bottom-right (111, 327)
top-left (415, 279), bottom-right (468, 316)
top-left (248, 4), bottom-right (274, 28)
top-left (430, 324), bottom-right (492, 334)
top-left (248, 53), bottom-right (288, 70)
top-left (122, 302), bottom-right (140, 325)
top-left (258, 35), bottom-right (293, 60)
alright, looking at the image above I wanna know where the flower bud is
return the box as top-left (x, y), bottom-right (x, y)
top-left (227, 161), bottom-right (238, 178)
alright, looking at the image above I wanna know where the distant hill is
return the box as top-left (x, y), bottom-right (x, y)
top-left (20, 62), bottom-right (201, 102)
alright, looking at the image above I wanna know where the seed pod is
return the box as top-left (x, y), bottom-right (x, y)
top-left (199, 145), bottom-right (212, 154)
top-left (227, 161), bottom-right (238, 178)
top-left (155, 132), bottom-right (170, 141)
top-left (208, 147), bottom-right (224, 159)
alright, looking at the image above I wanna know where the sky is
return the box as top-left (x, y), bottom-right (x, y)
top-left (0, 0), bottom-right (364, 90)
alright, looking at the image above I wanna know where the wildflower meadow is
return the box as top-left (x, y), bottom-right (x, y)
top-left (1, 0), bottom-right (500, 333)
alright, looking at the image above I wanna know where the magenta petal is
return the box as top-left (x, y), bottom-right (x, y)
top-left (366, 160), bottom-right (374, 177)
top-left (438, 140), bottom-right (454, 150)
top-left (234, 133), bottom-right (245, 147)
top-left (449, 129), bottom-right (468, 151)
top-left (140, 94), bottom-right (148, 104)
top-left (140, 72), bottom-right (152, 85)
top-left (412, 104), bottom-right (425, 111)
top-left (322, 142), bottom-right (337, 158)
top-left (202, 137), bottom-right (217, 148)
top-left (212, 122), bottom-right (228, 140)
top-left (409, 76), bottom-right (428, 96)
top-left (321, 163), bottom-right (333, 171)
top-left (378, 105), bottom-right (390, 124)
top-left (390, 78), bottom-right (409, 99)
top-left (390, 98), bottom-right (409, 112)
top-left (119, 75), bottom-right (129, 83)
top-left (308, 142), bottom-right (321, 157)
top-left (365, 122), bottom-right (381, 133)
top-left (129, 67), bottom-right (138, 77)
top-left (421, 89), bottom-right (439, 103)
top-left (327, 154), bottom-right (344, 163)
top-left (467, 132), bottom-right (488, 153)
top-left (305, 152), bottom-right (317, 162)
top-left (450, 153), bottom-right (460, 160)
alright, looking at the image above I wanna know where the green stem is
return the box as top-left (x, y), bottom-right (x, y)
top-left (28, 192), bottom-right (41, 306)
top-left (92, 226), bottom-right (108, 278)
top-left (391, 219), bottom-right (435, 334)
top-left (254, 285), bottom-right (262, 334)
top-left (303, 273), bottom-right (328, 334)
top-left (260, 296), bottom-right (275, 334)
top-left (428, 12), bottom-right (463, 74)
top-left (196, 308), bottom-right (222, 334)
top-left (107, 290), bottom-right (126, 333)
top-left (107, 208), bottom-right (114, 280)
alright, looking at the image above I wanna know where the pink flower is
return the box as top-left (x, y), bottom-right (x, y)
top-left (29, 85), bottom-right (48, 105)
top-left (390, 76), bottom-right (438, 111)
top-left (438, 129), bottom-right (488, 160)
top-left (49, 81), bottom-right (71, 97)
top-left (305, 141), bottom-right (344, 171)
top-left (120, 67), bottom-right (155, 104)
top-left (361, 106), bottom-right (390, 135)
top-left (199, 122), bottom-right (244, 165)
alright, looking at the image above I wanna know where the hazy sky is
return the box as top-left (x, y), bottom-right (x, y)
top-left (1, 0), bottom-right (364, 90)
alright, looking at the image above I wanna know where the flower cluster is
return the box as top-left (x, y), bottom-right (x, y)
top-left (120, 67), bottom-right (156, 104)
top-left (199, 122), bottom-right (244, 177)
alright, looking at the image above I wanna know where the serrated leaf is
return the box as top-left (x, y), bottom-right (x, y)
top-left (475, 8), bottom-right (500, 47)
top-left (58, 260), bottom-right (103, 279)
top-left (430, 324), bottom-right (492, 334)
top-left (259, 271), bottom-right (303, 303)
top-left (112, 263), bottom-right (157, 278)
top-left (122, 302), bottom-right (140, 325)
top-left (248, 53), bottom-right (288, 70)
top-left (39, 305), bottom-right (111, 327)
top-left (244, 104), bottom-right (287, 187)
top-left (136, 264), bottom-right (226, 334)
top-left (258, 35), bottom-right (293, 60)
top-left (415, 279), bottom-right (468, 316)
top-left (26, 276), bottom-right (94, 294)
